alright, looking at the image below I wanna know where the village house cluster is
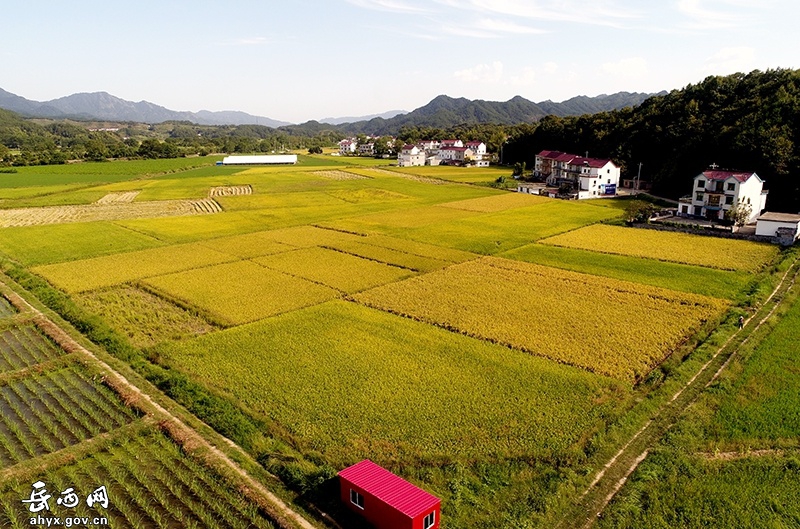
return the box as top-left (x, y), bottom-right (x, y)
top-left (398, 139), bottom-right (489, 167)
top-left (338, 136), bottom-right (396, 157)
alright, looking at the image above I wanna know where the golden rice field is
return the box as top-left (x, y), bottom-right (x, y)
top-left (142, 260), bottom-right (338, 326)
top-left (437, 192), bottom-right (549, 212)
top-left (541, 224), bottom-right (780, 272)
top-left (32, 242), bottom-right (236, 293)
top-left (354, 256), bottom-right (729, 382)
top-left (254, 247), bottom-right (414, 293)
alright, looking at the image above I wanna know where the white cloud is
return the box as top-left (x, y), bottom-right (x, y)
top-left (676, 0), bottom-right (759, 29)
top-left (704, 46), bottom-right (756, 73)
top-left (454, 61), bottom-right (505, 83)
top-left (345, 0), bottom-right (431, 14)
top-left (439, 0), bottom-right (642, 28)
top-left (601, 57), bottom-right (649, 77)
top-left (220, 37), bottom-right (270, 46)
top-left (509, 67), bottom-right (537, 86)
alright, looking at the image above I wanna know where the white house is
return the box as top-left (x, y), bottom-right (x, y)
top-left (438, 146), bottom-right (473, 164)
top-left (440, 139), bottom-right (463, 148)
top-left (398, 145), bottom-right (426, 167)
top-left (678, 169), bottom-right (768, 223)
top-left (533, 150), bottom-right (620, 198)
top-left (339, 140), bottom-right (357, 155)
top-left (465, 141), bottom-right (487, 156)
top-left (755, 212), bottom-right (800, 242)
top-left (358, 142), bottom-right (375, 156)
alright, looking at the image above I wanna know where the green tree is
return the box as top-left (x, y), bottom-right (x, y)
top-left (724, 201), bottom-right (753, 228)
top-left (624, 200), bottom-right (657, 223)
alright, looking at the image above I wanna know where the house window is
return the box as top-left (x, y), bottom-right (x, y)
top-left (350, 489), bottom-right (364, 510)
top-left (696, 192), bottom-right (704, 201)
top-left (697, 180), bottom-right (705, 188)
top-left (423, 511), bottom-right (436, 529)
top-left (607, 179), bottom-right (611, 184)
top-left (725, 196), bottom-right (734, 205)
top-left (727, 182), bottom-right (736, 191)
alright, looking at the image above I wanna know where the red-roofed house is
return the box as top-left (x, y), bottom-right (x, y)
top-left (534, 150), bottom-right (620, 198)
top-left (678, 168), bottom-right (767, 222)
top-left (398, 145), bottom-right (426, 167)
top-left (339, 460), bottom-right (440, 529)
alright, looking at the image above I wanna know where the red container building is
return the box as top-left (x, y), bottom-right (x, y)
top-left (339, 460), bottom-right (441, 529)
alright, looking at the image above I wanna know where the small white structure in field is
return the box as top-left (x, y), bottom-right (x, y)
top-left (221, 155), bottom-right (297, 165)
top-left (755, 212), bottom-right (800, 243)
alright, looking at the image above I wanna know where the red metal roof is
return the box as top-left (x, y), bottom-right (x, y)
top-left (700, 170), bottom-right (758, 183)
top-left (339, 460), bottom-right (440, 518)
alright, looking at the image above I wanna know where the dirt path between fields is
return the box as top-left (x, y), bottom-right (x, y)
top-left (1, 284), bottom-right (318, 529)
top-left (561, 258), bottom-right (799, 529)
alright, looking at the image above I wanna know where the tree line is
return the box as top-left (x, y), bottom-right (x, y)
top-left (503, 68), bottom-right (800, 212)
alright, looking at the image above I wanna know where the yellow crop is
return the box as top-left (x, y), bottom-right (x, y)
top-left (354, 257), bottom-right (728, 382)
top-left (541, 224), bottom-right (779, 272)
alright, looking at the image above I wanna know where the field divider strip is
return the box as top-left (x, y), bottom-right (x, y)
top-left (560, 256), bottom-right (800, 529)
top-left (0, 281), bottom-right (319, 529)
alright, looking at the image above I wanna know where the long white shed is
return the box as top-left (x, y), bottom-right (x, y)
top-left (221, 155), bottom-right (297, 165)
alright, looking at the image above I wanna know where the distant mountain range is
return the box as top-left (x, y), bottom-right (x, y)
top-left (319, 110), bottom-right (407, 125)
top-left (0, 87), bottom-right (661, 132)
top-left (334, 92), bottom-right (663, 135)
top-left (0, 88), bottom-right (292, 127)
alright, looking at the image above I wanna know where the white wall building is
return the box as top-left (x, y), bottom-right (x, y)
top-left (339, 140), bottom-right (357, 155)
top-left (755, 212), bottom-right (800, 241)
top-left (533, 150), bottom-right (620, 198)
top-left (398, 145), bottom-right (426, 167)
top-left (678, 169), bottom-right (768, 223)
top-left (221, 155), bottom-right (297, 165)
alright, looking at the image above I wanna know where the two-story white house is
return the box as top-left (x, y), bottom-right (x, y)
top-left (339, 139), bottom-right (357, 155)
top-left (678, 169), bottom-right (768, 223)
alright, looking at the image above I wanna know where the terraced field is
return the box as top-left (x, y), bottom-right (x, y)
top-left (0, 286), bottom-right (282, 529)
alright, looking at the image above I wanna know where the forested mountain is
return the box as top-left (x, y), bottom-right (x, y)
top-left (504, 69), bottom-right (800, 212)
top-left (333, 92), bottom-right (654, 135)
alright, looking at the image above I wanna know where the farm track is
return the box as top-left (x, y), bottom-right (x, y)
top-left (559, 258), bottom-right (800, 529)
top-left (0, 282), bottom-right (317, 529)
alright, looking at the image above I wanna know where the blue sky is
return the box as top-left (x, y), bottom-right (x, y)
top-left (2, 0), bottom-right (798, 123)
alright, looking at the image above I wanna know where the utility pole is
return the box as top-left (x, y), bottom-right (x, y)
top-left (635, 162), bottom-right (643, 194)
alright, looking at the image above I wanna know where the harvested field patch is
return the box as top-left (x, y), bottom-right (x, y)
top-left (364, 167), bottom-right (447, 184)
top-left (254, 247), bottom-right (413, 293)
top-left (311, 170), bottom-right (370, 180)
top-left (326, 188), bottom-right (411, 203)
top-left (95, 191), bottom-right (140, 204)
top-left (541, 224), bottom-right (780, 272)
top-left (32, 242), bottom-right (236, 293)
top-left (209, 185), bottom-right (253, 197)
top-left (354, 257), bottom-right (728, 382)
top-left (0, 198), bottom-right (222, 228)
top-left (142, 260), bottom-right (338, 326)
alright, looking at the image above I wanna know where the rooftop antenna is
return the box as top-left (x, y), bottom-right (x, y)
top-left (709, 162), bottom-right (719, 170)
